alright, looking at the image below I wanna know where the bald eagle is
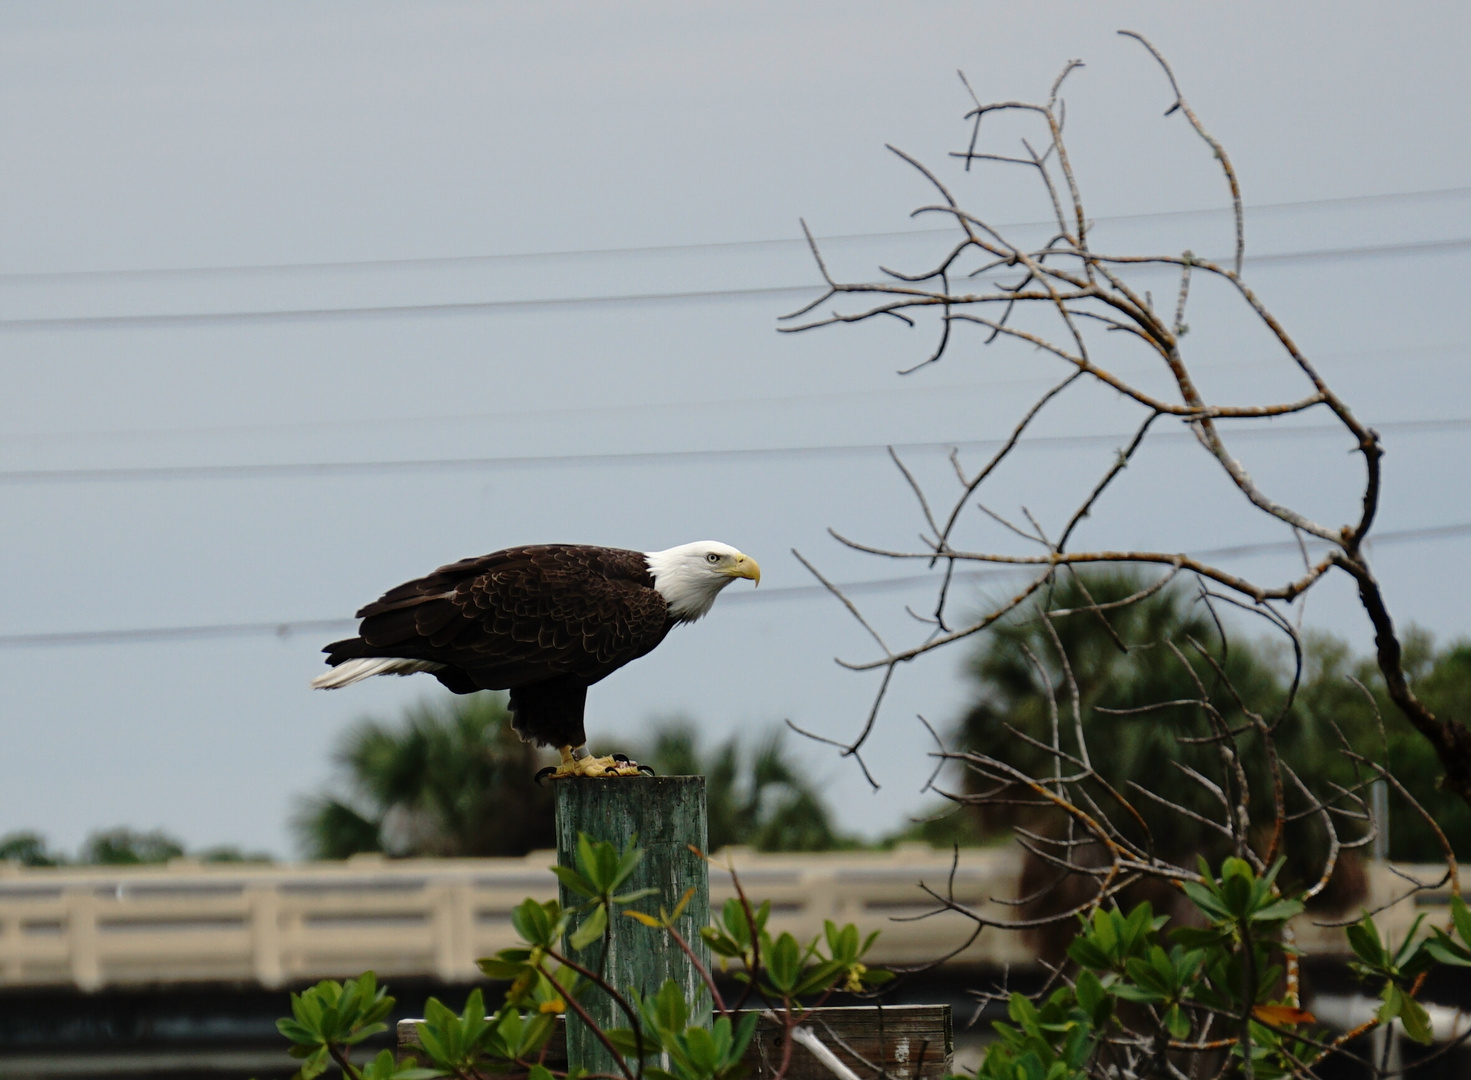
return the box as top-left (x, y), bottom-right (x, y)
top-left (312, 541), bottom-right (760, 778)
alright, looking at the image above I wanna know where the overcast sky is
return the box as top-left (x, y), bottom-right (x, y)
top-left (2, 2), bottom-right (1468, 857)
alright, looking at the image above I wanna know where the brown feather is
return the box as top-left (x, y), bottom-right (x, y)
top-left (322, 544), bottom-right (673, 748)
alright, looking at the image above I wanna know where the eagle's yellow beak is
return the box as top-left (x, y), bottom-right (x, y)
top-left (728, 553), bottom-right (761, 585)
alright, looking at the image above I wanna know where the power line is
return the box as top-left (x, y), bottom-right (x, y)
top-left (1, 522), bottom-right (1465, 650)
top-left (3, 236), bottom-right (1468, 331)
top-left (3, 185), bottom-right (1466, 283)
top-left (1, 417), bottom-right (1466, 487)
top-left (6, 340), bottom-right (1464, 449)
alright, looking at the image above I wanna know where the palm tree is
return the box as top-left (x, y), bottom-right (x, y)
top-left (296, 695), bottom-right (845, 859)
top-left (958, 572), bottom-right (1278, 835)
top-left (952, 570), bottom-right (1384, 905)
top-left (295, 694), bottom-right (555, 859)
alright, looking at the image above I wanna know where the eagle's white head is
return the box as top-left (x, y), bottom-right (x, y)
top-left (644, 541), bottom-right (761, 622)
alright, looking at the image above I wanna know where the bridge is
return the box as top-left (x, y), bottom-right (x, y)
top-left (0, 844), bottom-right (1448, 991)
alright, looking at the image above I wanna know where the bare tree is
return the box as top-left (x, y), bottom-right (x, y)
top-left (781, 31), bottom-right (1471, 812)
top-left (780, 34), bottom-right (1471, 1077)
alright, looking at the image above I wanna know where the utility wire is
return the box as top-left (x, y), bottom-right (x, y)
top-left (2, 417), bottom-right (1466, 486)
top-left (2, 184), bottom-right (1466, 283)
top-left (7, 340), bottom-right (1463, 449)
top-left (1, 522), bottom-right (1466, 649)
top-left (3, 236), bottom-right (1468, 331)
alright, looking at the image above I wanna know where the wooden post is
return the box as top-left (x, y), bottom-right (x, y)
top-left (555, 776), bottom-right (710, 1075)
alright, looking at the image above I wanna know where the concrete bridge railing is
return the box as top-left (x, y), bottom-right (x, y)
top-left (0, 845), bottom-right (1447, 991)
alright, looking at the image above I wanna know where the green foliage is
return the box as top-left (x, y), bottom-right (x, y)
top-left (294, 694), bottom-right (554, 859)
top-left (1178, 856), bottom-right (1305, 936)
top-left (702, 896), bottom-right (892, 1000)
top-left (976, 990), bottom-right (1095, 1080)
top-left (963, 858), bottom-right (1471, 1078)
top-left (955, 571), bottom-right (1471, 880)
top-left (263, 841), bottom-right (1470, 1079)
top-left (1338, 893), bottom-right (1471, 1046)
top-left (80, 827), bottom-right (185, 865)
top-left (357, 1049), bottom-right (443, 1080)
top-left (550, 833), bottom-right (656, 950)
top-left (1294, 629), bottom-right (1471, 861)
top-left (1421, 893), bottom-right (1471, 968)
top-left (272, 834), bottom-right (892, 1080)
top-left (606, 980), bottom-right (758, 1080)
top-left (416, 988), bottom-right (556, 1074)
top-left (639, 721), bottom-right (849, 851)
top-left (195, 844), bottom-right (274, 863)
top-left (274, 972), bottom-right (416, 1080)
top-left (0, 830), bottom-right (66, 866)
top-left (0, 830), bottom-right (270, 867)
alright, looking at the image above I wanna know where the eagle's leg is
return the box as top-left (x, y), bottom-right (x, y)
top-left (541, 744), bottom-right (647, 779)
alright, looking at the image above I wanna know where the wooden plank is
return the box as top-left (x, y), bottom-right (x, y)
top-left (554, 776), bottom-right (711, 1074)
top-left (398, 1004), bottom-right (953, 1079)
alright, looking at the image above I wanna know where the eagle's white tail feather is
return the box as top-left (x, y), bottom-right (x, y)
top-left (311, 658), bottom-right (445, 690)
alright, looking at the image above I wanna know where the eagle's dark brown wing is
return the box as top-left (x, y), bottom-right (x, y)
top-left (335, 544), bottom-right (673, 691)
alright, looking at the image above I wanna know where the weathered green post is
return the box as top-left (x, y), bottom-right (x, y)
top-left (554, 776), bottom-right (710, 1075)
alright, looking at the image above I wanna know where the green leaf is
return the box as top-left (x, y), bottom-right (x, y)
top-left (1123, 957), bottom-right (1170, 997)
top-left (476, 954), bottom-right (529, 980)
top-left (1377, 983), bottom-right (1403, 1024)
top-left (511, 898), bottom-right (546, 945)
top-left (650, 979), bottom-right (689, 1034)
top-left (517, 1012), bottom-right (556, 1058)
top-left (610, 886), bottom-right (659, 905)
top-left (1222, 873), bottom-right (1253, 919)
top-left (341, 1022), bottom-right (388, 1045)
top-left (590, 837), bottom-right (620, 892)
top-left (1399, 995), bottom-right (1435, 1046)
top-left (701, 926), bottom-right (745, 959)
top-left (793, 958), bottom-right (846, 997)
top-left (1113, 982), bottom-right (1168, 1004)
top-left (569, 902), bottom-right (608, 951)
top-left (604, 1026), bottom-right (659, 1061)
top-left (720, 898), bottom-right (751, 947)
top-left (1170, 925), bottom-right (1226, 949)
top-left (575, 834), bottom-right (601, 885)
top-left (685, 1026), bottom-right (720, 1073)
top-left (1007, 992), bottom-right (1041, 1033)
top-left (550, 864), bottom-right (598, 899)
top-left (731, 1011), bottom-right (759, 1062)
top-left (1391, 914), bottom-right (1428, 969)
top-left (1181, 880), bottom-right (1231, 922)
top-left (1452, 895), bottom-right (1471, 947)
top-left (1066, 937), bottom-right (1113, 972)
top-left (1074, 970), bottom-right (1106, 1018)
top-left (361, 1048), bottom-right (447, 1080)
top-left (1122, 903), bottom-right (1154, 953)
top-left (1347, 917), bottom-right (1388, 969)
top-left (1165, 1004), bottom-right (1190, 1041)
top-left (291, 1045), bottom-right (331, 1080)
top-left (1252, 899), bottom-right (1305, 924)
top-left (611, 841), bottom-right (645, 893)
top-left (765, 933), bottom-right (802, 995)
top-left (1423, 935), bottom-right (1471, 967)
top-left (276, 1018), bottom-right (318, 1045)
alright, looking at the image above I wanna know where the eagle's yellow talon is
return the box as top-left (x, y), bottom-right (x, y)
top-left (543, 746), bottom-right (646, 779)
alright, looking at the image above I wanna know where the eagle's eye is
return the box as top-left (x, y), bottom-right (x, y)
top-left (706, 552), bottom-right (721, 563)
